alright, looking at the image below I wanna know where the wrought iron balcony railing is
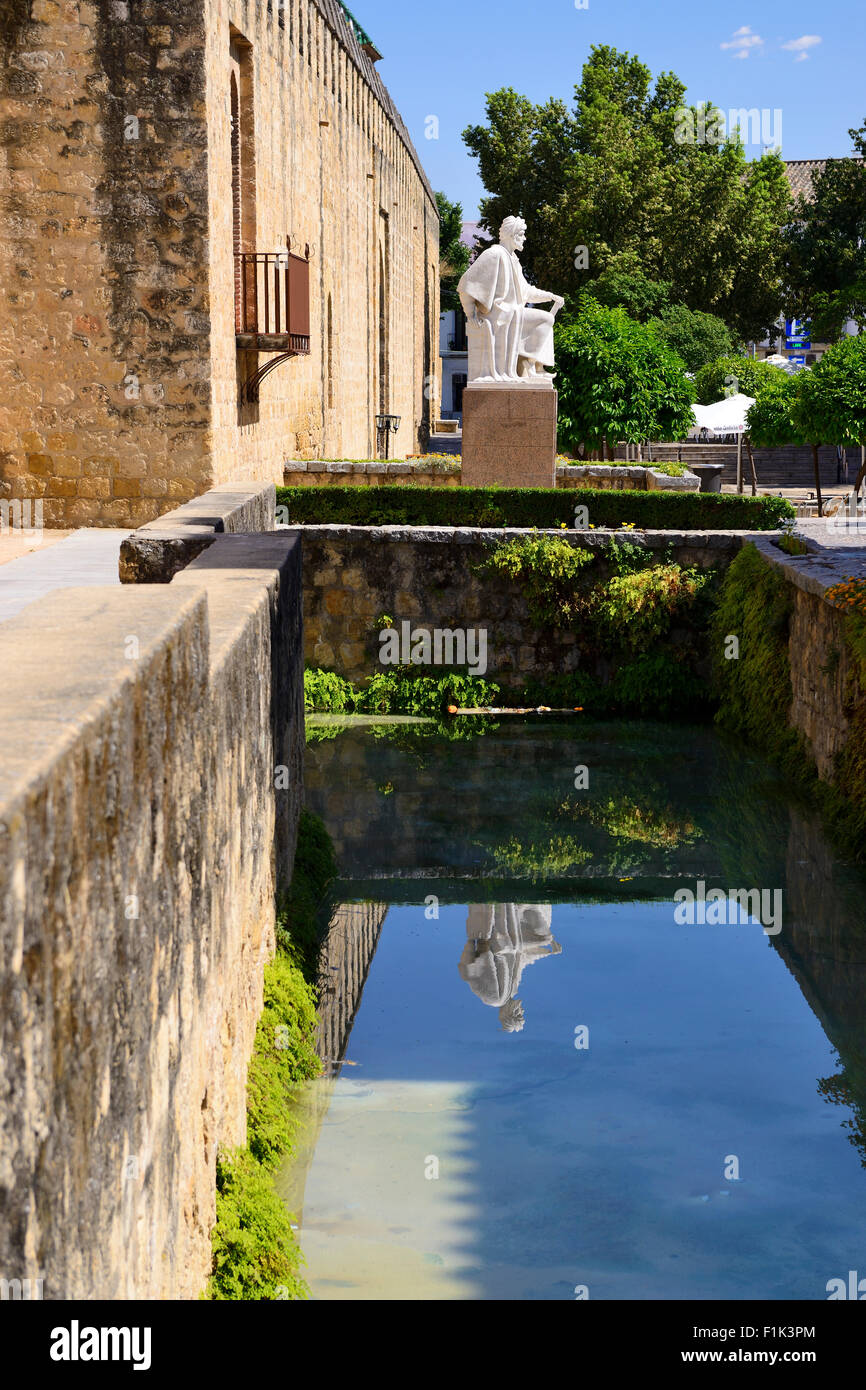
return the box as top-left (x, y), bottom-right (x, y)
top-left (234, 241), bottom-right (310, 402)
top-left (234, 243), bottom-right (311, 352)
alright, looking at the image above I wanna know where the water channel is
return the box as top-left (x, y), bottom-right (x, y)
top-left (278, 717), bottom-right (866, 1300)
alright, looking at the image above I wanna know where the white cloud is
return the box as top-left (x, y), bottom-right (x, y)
top-left (782, 35), bottom-right (822, 61)
top-left (721, 25), bottom-right (764, 59)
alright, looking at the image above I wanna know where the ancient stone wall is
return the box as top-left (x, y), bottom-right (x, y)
top-left (749, 536), bottom-right (857, 780)
top-left (0, 1), bottom-right (439, 525)
top-left (0, 0), bottom-right (213, 528)
top-left (0, 529), bottom-right (304, 1299)
top-left (203, 0), bottom-right (439, 478)
top-left (295, 524), bottom-right (744, 689)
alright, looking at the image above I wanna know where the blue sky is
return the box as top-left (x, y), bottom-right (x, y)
top-left (356, 0), bottom-right (866, 218)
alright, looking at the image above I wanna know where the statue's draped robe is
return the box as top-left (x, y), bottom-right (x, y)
top-left (458, 903), bottom-right (557, 1009)
top-left (458, 246), bottom-right (555, 382)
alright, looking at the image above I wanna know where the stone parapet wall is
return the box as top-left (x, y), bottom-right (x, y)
top-left (294, 524), bottom-right (745, 688)
top-left (0, 533), bottom-right (303, 1300)
top-left (283, 461), bottom-right (699, 491)
top-left (750, 535), bottom-right (859, 780)
top-left (119, 479), bottom-right (276, 583)
top-left (284, 460), bottom-right (461, 488)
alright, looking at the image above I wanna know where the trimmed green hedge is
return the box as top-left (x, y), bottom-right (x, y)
top-left (277, 485), bottom-right (793, 531)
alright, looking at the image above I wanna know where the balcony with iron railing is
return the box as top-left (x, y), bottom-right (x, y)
top-left (234, 239), bottom-right (311, 402)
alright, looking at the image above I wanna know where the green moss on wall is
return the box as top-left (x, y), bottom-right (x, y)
top-left (711, 544), bottom-right (812, 777)
top-left (713, 545), bottom-right (866, 861)
top-left (206, 811), bottom-right (336, 1300)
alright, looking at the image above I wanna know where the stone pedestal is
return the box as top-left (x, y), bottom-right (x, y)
top-left (461, 384), bottom-right (557, 489)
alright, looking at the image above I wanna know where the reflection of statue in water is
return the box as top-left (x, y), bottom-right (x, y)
top-left (459, 903), bottom-right (561, 1031)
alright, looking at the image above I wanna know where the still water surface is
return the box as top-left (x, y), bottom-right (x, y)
top-left (279, 718), bottom-right (866, 1300)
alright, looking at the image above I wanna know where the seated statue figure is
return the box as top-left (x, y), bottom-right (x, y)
top-left (457, 216), bottom-right (564, 384)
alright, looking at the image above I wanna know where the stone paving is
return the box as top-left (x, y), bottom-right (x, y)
top-left (0, 528), bottom-right (131, 625)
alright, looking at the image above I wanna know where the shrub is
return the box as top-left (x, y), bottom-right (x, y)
top-left (277, 485), bottom-right (793, 531)
top-left (646, 304), bottom-right (734, 374)
top-left (209, 1150), bottom-right (308, 1302)
top-left (711, 544), bottom-right (808, 771)
top-left (303, 668), bottom-right (354, 714)
top-left (554, 296), bottom-right (695, 453)
top-left (357, 670), bottom-right (500, 716)
top-left (480, 534), bottom-right (596, 625)
top-left (593, 563), bottom-right (711, 652)
top-left (206, 811), bottom-right (335, 1301)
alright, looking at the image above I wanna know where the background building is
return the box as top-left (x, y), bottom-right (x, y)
top-left (439, 220), bottom-right (481, 424)
top-left (0, 1), bottom-right (439, 526)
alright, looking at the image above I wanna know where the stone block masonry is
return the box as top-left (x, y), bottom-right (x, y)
top-left (0, 1), bottom-right (439, 524)
top-left (294, 524), bottom-right (746, 689)
top-left (0, 529), bottom-right (304, 1299)
top-left (461, 386), bottom-right (557, 489)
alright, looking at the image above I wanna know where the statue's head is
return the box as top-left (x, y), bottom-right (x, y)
top-left (499, 216), bottom-right (527, 253)
top-left (499, 997), bottom-right (525, 1033)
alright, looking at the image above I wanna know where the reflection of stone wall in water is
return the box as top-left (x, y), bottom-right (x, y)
top-left (778, 810), bottom-right (866, 1164)
top-left (304, 726), bottom-right (731, 886)
top-left (316, 902), bottom-right (389, 1071)
top-left (278, 901), bottom-right (388, 1225)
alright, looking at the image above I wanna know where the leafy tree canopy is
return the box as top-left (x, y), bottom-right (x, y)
top-left (783, 121), bottom-right (866, 342)
top-left (694, 354), bottom-right (787, 405)
top-left (590, 270), bottom-right (672, 322)
top-left (435, 190), bottom-right (471, 314)
top-left (646, 304), bottom-right (734, 373)
top-left (745, 375), bottom-right (806, 449)
top-left (463, 45), bottom-right (791, 341)
top-left (555, 295), bottom-right (695, 455)
top-left (792, 336), bottom-right (866, 447)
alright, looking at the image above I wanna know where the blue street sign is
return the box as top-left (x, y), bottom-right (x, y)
top-left (785, 317), bottom-right (811, 349)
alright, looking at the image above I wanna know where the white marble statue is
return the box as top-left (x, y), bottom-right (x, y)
top-left (457, 216), bottom-right (564, 385)
top-left (458, 903), bottom-right (561, 1031)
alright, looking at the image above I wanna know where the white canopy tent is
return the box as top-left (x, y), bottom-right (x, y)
top-left (688, 393), bottom-right (757, 493)
top-left (763, 353), bottom-right (803, 374)
top-left (688, 393), bottom-right (756, 439)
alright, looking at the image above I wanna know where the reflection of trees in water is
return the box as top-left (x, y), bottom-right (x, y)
top-left (817, 1059), bottom-right (866, 1169)
top-left (458, 904), bottom-right (562, 1032)
top-left (308, 721), bottom-right (866, 1167)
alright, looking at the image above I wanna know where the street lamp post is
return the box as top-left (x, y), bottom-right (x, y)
top-left (375, 413), bottom-right (401, 460)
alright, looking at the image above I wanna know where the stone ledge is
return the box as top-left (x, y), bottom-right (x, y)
top-left (284, 461), bottom-right (698, 492)
top-left (750, 535), bottom-right (866, 599)
top-left (287, 523), bottom-right (756, 548)
top-left (119, 480), bottom-right (276, 584)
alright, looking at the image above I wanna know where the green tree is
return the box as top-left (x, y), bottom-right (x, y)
top-left (555, 295), bottom-right (694, 456)
top-left (694, 354), bottom-right (787, 405)
top-left (792, 336), bottom-right (866, 514)
top-left (591, 270), bottom-right (671, 322)
top-left (646, 305), bottom-right (734, 373)
top-left (783, 121), bottom-right (866, 341)
top-left (435, 191), bottom-right (471, 314)
top-left (746, 376), bottom-right (806, 450)
top-left (462, 45), bottom-right (791, 340)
